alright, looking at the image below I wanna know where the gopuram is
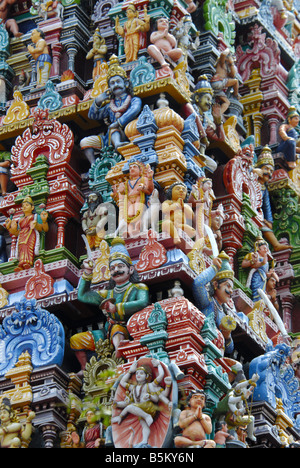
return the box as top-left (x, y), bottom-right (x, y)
top-left (0, 0), bottom-right (299, 450)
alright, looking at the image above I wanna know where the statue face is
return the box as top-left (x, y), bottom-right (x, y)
top-left (129, 163), bottom-right (141, 178)
top-left (214, 279), bottom-right (233, 305)
top-left (0, 408), bottom-right (10, 423)
top-left (109, 260), bottom-right (133, 285)
top-left (135, 369), bottom-right (147, 383)
top-left (189, 392), bottom-right (206, 409)
top-left (260, 163), bottom-right (274, 183)
top-left (22, 201), bottom-right (34, 215)
top-left (198, 93), bottom-right (212, 113)
top-left (157, 17), bottom-right (169, 31)
top-left (31, 29), bottom-right (41, 43)
top-left (108, 75), bottom-right (126, 97)
top-left (289, 115), bottom-right (299, 127)
top-left (171, 184), bottom-right (187, 201)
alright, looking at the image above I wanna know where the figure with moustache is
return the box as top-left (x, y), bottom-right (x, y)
top-left (81, 191), bottom-right (108, 250)
top-left (192, 252), bottom-right (236, 355)
top-left (183, 75), bottom-right (226, 172)
top-left (70, 237), bottom-right (149, 375)
top-left (253, 146), bottom-right (291, 251)
top-left (80, 55), bottom-right (142, 164)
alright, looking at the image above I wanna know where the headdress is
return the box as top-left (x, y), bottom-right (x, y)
top-left (107, 55), bottom-right (127, 81)
top-left (255, 145), bottom-right (274, 168)
top-left (109, 237), bottom-right (132, 265)
top-left (214, 251), bottom-right (234, 281)
top-left (287, 106), bottom-right (299, 120)
top-left (194, 75), bottom-right (213, 95)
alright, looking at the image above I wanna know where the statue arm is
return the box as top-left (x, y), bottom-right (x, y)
top-left (77, 277), bottom-right (104, 307)
top-left (192, 265), bottom-right (218, 310)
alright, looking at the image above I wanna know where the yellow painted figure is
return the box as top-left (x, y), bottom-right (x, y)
top-left (0, 397), bottom-right (35, 448)
top-left (115, 3), bottom-right (150, 63)
top-left (27, 28), bottom-right (52, 87)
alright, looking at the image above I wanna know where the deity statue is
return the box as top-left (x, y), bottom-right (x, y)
top-left (0, 397), bottom-right (35, 448)
top-left (5, 196), bottom-right (49, 272)
top-left (277, 106), bottom-right (300, 170)
top-left (172, 14), bottom-right (200, 61)
top-left (214, 366), bottom-right (259, 443)
top-left (115, 3), bottom-right (150, 63)
top-left (112, 161), bottom-right (154, 237)
top-left (253, 145), bottom-right (292, 251)
top-left (211, 49), bottom-right (240, 113)
top-left (174, 390), bottom-right (216, 448)
top-left (161, 181), bottom-right (196, 245)
top-left (111, 358), bottom-right (172, 447)
top-left (192, 252), bottom-right (236, 355)
top-left (27, 28), bottom-right (52, 88)
top-left (81, 192), bottom-right (108, 250)
top-left (265, 270), bottom-right (280, 311)
top-left (214, 421), bottom-right (234, 448)
top-left (86, 28), bottom-right (108, 82)
top-left (183, 75), bottom-right (226, 171)
top-left (80, 55), bottom-right (142, 164)
top-left (0, 0), bottom-right (23, 37)
top-left (147, 17), bottom-right (182, 69)
top-left (188, 177), bottom-right (224, 253)
top-left (0, 151), bottom-right (11, 196)
top-left (70, 238), bottom-right (149, 375)
top-left (241, 236), bottom-right (278, 303)
top-left (67, 409), bottom-right (104, 448)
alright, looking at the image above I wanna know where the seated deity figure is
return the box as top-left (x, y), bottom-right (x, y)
top-left (174, 390), bottom-right (216, 448)
top-left (80, 55), bottom-right (142, 164)
top-left (147, 17), bottom-right (182, 69)
top-left (0, 397), bottom-right (35, 448)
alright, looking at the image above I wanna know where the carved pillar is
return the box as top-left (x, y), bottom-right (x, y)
top-left (65, 43), bottom-right (79, 73)
top-left (41, 424), bottom-right (59, 448)
top-left (268, 116), bottom-right (280, 145)
top-left (51, 43), bottom-right (63, 77)
top-left (54, 213), bottom-right (68, 249)
top-left (253, 113), bottom-right (264, 147)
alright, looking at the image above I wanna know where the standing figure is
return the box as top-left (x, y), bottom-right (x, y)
top-left (70, 237), bottom-right (149, 374)
top-left (0, 151), bottom-right (11, 196)
top-left (0, 397), bottom-right (35, 448)
top-left (147, 17), bottom-right (182, 69)
top-left (67, 409), bottom-right (103, 448)
top-left (211, 49), bottom-right (239, 113)
top-left (188, 177), bottom-right (224, 251)
top-left (183, 75), bottom-right (226, 170)
top-left (5, 196), bottom-right (49, 272)
top-left (27, 29), bottom-right (52, 88)
top-left (86, 28), bottom-right (108, 82)
top-left (115, 3), bottom-right (150, 63)
top-left (174, 390), bottom-right (216, 448)
top-left (161, 181), bottom-right (195, 245)
top-left (277, 106), bottom-right (300, 169)
top-left (111, 358), bottom-right (172, 447)
top-left (81, 192), bottom-right (108, 250)
top-left (80, 55), bottom-right (142, 164)
top-left (192, 252), bottom-right (236, 355)
top-left (113, 161), bottom-right (154, 237)
top-left (253, 145), bottom-right (292, 251)
top-left (241, 237), bottom-right (277, 303)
